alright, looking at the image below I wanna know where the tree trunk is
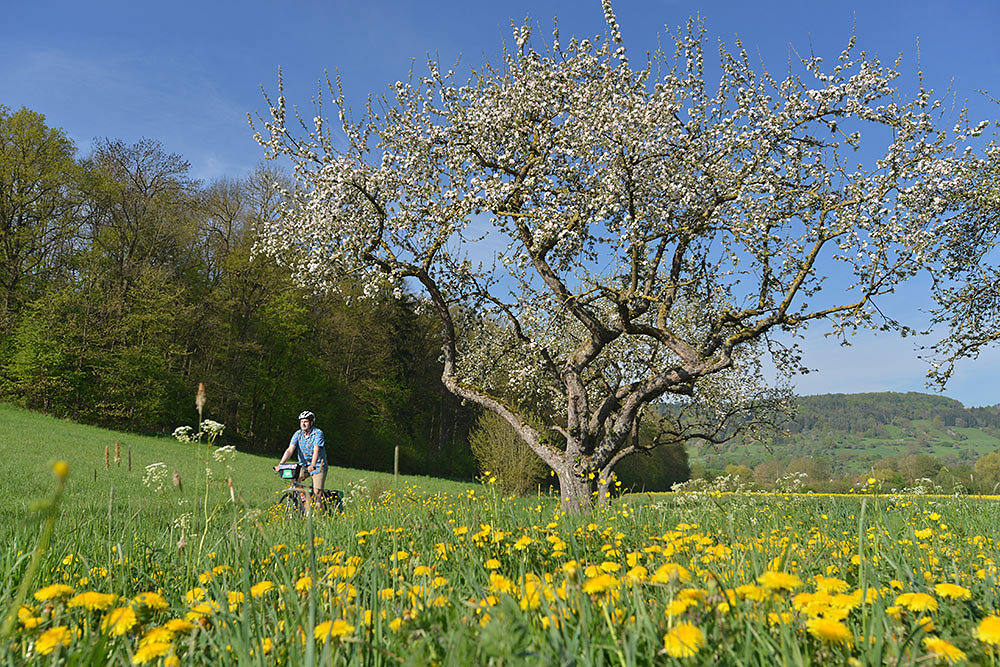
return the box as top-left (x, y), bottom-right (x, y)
top-left (596, 476), bottom-right (612, 507)
top-left (554, 465), bottom-right (593, 512)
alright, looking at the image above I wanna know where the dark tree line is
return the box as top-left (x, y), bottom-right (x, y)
top-left (0, 106), bottom-right (476, 476)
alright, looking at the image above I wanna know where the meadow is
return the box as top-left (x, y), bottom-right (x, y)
top-left (4, 403), bottom-right (1000, 665)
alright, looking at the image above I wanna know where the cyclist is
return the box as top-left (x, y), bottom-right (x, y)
top-left (274, 410), bottom-right (328, 510)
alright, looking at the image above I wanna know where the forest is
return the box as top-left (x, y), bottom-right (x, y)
top-left (0, 105), bottom-right (477, 477)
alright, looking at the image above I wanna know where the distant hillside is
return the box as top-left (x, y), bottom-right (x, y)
top-left (688, 392), bottom-right (1000, 477)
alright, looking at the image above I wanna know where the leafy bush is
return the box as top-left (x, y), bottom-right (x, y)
top-left (468, 412), bottom-right (547, 496)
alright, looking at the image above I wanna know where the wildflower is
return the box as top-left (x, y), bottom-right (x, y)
top-left (133, 641), bottom-right (172, 664)
top-left (934, 583), bottom-right (972, 601)
top-left (662, 622), bottom-right (705, 658)
top-left (34, 584), bottom-right (75, 602)
top-left (895, 592), bottom-right (939, 613)
top-left (139, 626), bottom-right (175, 647)
top-left (17, 606), bottom-right (41, 629)
top-left (625, 565), bottom-right (648, 584)
top-left (52, 460), bottom-right (69, 479)
top-left (757, 571), bottom-right (803, 591)
top-left (489, 572), bottom-right (514, 595)
top-left (164, 618), bottom-right (195, 634)
top-left (976, 616), bottom-right (1000, 646)
top-left (650, 563), bottom-right (691, 585)
top-left (582, 573), bottom-right (618, 595)
top-left (666, 598), bottom-right (697, 617)
top-left (814, 575), bottom-right (850, 593)
top-left (227, 591), bottom-right (245, 612)
top-left (102, 607), bottom-right (138, 635)
top-left (514, 536), bottom-right (532, 550)
top-left (768, 611), bottom-right (795, 625)
top-left (35, 626), bottom-right (72, 655)
top-left (68, 591), bottom-right (117, 611)
top-left (314, 619), bottom-right (355, 643)
top-left (295, 576), bottom-right (312, 592)
top-left (806, 617), bottom-right (852, 645)
top-left (251, 581), bottom-right (275, 598)
top-left (484, 558), bottom-right (501, 570)
top-left (185, 601), bottom-right (219, 622)
top-left (132, 592), bottom-right (169, 611)
top-left (922, 636), bottom-right (966, 663)
top-left (184, 587), bottom-right (206, 604)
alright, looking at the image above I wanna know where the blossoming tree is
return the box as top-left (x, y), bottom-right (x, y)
top-left (252, 5), bottom-right (979, 509)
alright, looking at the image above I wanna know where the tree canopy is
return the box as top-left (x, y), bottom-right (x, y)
top-left (253, 5), bottom-right (987, 508)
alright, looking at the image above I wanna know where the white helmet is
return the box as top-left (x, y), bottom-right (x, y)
top-left (298, 410), bottom-right (315, 421)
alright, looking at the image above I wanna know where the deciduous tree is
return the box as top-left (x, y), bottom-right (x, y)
top-left (252, 5), bottom-right (979, 509)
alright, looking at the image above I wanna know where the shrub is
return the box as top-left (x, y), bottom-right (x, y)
top-left (468, 412), bottom-right (548, 496)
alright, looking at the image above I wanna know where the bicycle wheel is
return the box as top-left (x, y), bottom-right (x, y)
top-left (278, 491), bottom-right (302, 517)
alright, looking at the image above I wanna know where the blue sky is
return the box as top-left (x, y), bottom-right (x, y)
top-left (3, 1), bottom-right (999, 406)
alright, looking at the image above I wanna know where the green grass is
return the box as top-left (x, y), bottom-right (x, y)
top-left (6, 403), bottom-right (1000, 664)
top-left (0, 402), bottom-right (473, 516)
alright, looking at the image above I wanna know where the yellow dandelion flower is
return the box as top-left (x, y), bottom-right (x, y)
top-left (735, 584), bottom-right (771, 602)
top-left (389, 617), bottom-right (403, 632)
top-left (315, 619), bottom-right (355, 643)
top-left (102, 606), bottom-right (138, 636)
top-left (625, 565), bottom-right (648, 584)
top-left (413, 565), bottom-right (433, 576)
top-left (132, 641), bottom-right (172, 664)
top-left (132, 592), bottom-right (169, 611)
top-left (164, 618), bottom-right (195, 634)
top-left (184, 587), bottom-right (206, 604)
top-left (976, 616), bottom-right (1000, 646)
top-left (139, 626), bottom-right (174, 647)
top-left (895, 593), bottom-right (939, 613)
top-left (251, 581), bottom-right (275, 598)
top-left (665, 598), bottom-right (697, 617)
top-left (34, 584), bottom-right (75, 602)
top-left (582, 573), bottom-right (618, 595)
top-left (922, 636), bottom-right (966, 663)
top-left (650, 563), bottom-right (691, 585)
top-left (484, 558), bottom-right (501, 570)
top-left (513, 536), bottom-right (532, 550)
top-left (185, 601), bottom-right (219, 622)
top-left (806, 617), bottom-right (852, 645)
top-left (36, 626), bottom-right (72, 655)
top-left (227, 591), bottom-right (245, 612)
top-left (295, 576), bottom-right (312, 592)
top-left (934, 583), bottom-right (972, 601)
top-left (768, 611), bottom-right (795, 626)
top-left (17, 606), bottom-right (41, 629)
top-left (757, 571), bottom-right (803, 592)
top-left (662, 622), bottom-right (705, 658)
top-left (68, 591), bottom-right (118, 611)
top-left (814, 575), bottom-right (850, 593)
top-left (489, 572), bottom-right (514, 595)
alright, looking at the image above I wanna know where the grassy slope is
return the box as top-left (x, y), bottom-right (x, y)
top-left (0, 402), bottom-right (473, 519)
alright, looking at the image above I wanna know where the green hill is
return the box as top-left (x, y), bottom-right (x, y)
top-left (0, 402), bottom-right (473, 519)
top-left (687, 392), bottom-right (1000, 478)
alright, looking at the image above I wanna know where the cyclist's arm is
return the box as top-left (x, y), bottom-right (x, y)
top-left (274, 435), bottom-right (298, 471)
top-left (308, 431), bottom-right (324, 471)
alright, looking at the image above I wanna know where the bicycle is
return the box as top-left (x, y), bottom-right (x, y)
top-left (275, 463), bottom-right (343, 516)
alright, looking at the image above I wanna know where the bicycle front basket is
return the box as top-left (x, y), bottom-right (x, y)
top-left (277, 463), bottom-right (300, 479)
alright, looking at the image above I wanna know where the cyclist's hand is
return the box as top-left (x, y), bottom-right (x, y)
top-left (273, 465), bottom-right (279, 472)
